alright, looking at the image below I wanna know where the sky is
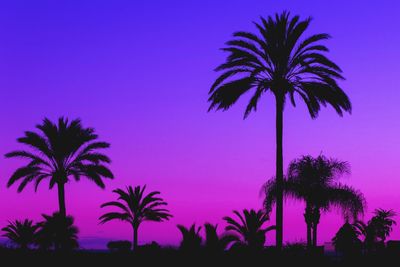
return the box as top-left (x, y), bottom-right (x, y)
top-left (0, 0), bottom-right (399, 249)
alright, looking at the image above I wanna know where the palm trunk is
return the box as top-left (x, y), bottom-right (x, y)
top-left (57, 182), bottom-right (66, 217)
top-left (304, 203), bottom-right (312, 249)
top-left (307, 224), bottom-right (312, 249)
top-left (133, 225), bottom-right (138, 251)
top-left (312, 208), bottom-right (320, 247)
top-left (275, 95), bottom-right (284, 250)
top-left (312, 223), bottom-right (318, 247)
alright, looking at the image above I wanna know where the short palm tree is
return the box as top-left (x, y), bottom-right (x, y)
top-left (208, 11), bottom-right (352, 249)
top-left (5, 117), bottom-right (114, 217)
top-left (354, 208), bottom-right (396, 251)
top-left (204, 223), bottom-right (236, 253)
top-left (263, 155), bottom-right (365, 248)
top-left (177, 224), bottom-right (202, 251)
top-left (99, 185), bottom-right (172, 251)
top-left (1, 219), bottom-right (38, 249)
top-left (35, 212), bottom-right (79, 250)
top-left (369, 209), bottom-right (396, 242)
top-left (223, 209), bottom-right (274, 250)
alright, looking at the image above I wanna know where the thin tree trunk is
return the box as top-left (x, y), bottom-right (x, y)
top-left (312, 208), bottom-right (320, 248)
top-left (307, 224), bottom-right (312, 249)
top-left (133, 226), bottom-right (138, 251)
top-left (57, 182), bottom-right (66, 217)
top-left (304, 203), bottom-right (312, 249)
top-left (275, 95), bottom-right (284, 250)
top-left (312, 223), bottom-right (318, 247)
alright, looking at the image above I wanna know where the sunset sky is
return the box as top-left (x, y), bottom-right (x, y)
top-left (0, 1), bottom-right (399, 249)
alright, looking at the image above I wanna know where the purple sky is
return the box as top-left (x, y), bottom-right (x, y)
top-left (0, 1), bottom-right (399, 249)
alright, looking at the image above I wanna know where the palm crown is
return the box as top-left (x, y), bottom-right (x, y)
top-left (35, 212), bottom-right (79, 250)
top-left (1, 219), bottom-right (38, 249)
top-left (223, 209), bottom-right (274, 250)
top-left (99, 185), bottom-right (172, 250)
top-left (5, 117), bottom-right (113, 216)
top-left (177, 224), bottom-right (202, 251)
top-left (208, 11), bottom-right (351, 118)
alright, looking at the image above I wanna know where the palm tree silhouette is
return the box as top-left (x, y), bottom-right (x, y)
top-left (5, 117), bottom-right (113, 217)
top-left (1, 219), bottom-right (38, 250)
top-left (223, 209), bottom-right (275, 250)
top-left (35, 212), bottom-right (79, 251)
top-left (177, 224), bottom-right (202, 252)
top-left (99, 185), bottom-right (172, 251)
top-left (354, 208), bottom-right (396, 252)
top-left (263, 155), bottom-right (365, 248)
top-left (204, 223), bottom-right (236, 253)
top-left (208, 11), bottom-right (351, 249)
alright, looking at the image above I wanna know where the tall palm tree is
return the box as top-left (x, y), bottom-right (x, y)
top-left (35, 212), bottom-right (79, 250)
top-left (5, 117), bottom-right (113, 217)
top-left (1, 219), bottom-right (38, 249)
top-left (208, 12), bottom-right (351, 249)
top-left (263, 155), bottom-right (365, 248)
top-left (99, 185), bottom-right (172, 251)
top-left (177, 224), bottom-right (202, 252)
top-left (223, 209), bottom-right (275, 250)
top-left (204, 223), bottom-right (236, 253)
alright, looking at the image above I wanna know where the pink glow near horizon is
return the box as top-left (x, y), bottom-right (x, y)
top-left (0, 1), bottom-right (400, 248)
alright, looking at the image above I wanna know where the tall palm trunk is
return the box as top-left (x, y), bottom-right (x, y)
top-left (57, 182), bottom-right (66, 218)
top-left (133, 225), bottom-right (138, 251)
top-left (275, 95), bottom-right (284, 250)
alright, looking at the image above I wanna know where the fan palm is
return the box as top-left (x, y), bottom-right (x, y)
top-left (99, 185), bottom-right (172, 251)
top-left (204, 223), bottom-right (236, 253)
top-left (5, 117), bottom-right (113, 217)
top-left (1, 219), bottom-right (38, 249)
top-left (35, 212), bottom-right (79, 250)
top-left (263, 155), bottom-right (365, 248)
top-left (208, 12), bottom-right (351, 248)
top-left (223, 209), bottom-right (275, 250)
top-left (177, 224), bottom-right (202, 251)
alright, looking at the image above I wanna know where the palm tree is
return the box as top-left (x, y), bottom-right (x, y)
top-left (5, 117), bottom-right (114, 217)
top-left (354, 208), bottom-right (396, 251)
top-left (1, 219), bottom-right (38, 249)
top-left (35, 212), bottom-right (79, 250)
top-left (99, 185), bottom-right (172, 251)
top-left (263, 155), bottom-right (365, 248)
top-left (208, 11), bottom-right (351, 249)
top-left (204, 223), bottom-right (236, 253)
top-left (223, 209), bottom-right (275, 250)
top-left (177, 224), bottom-right (202, 251)
top-left (369, 209), bottom-right (396, 243)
